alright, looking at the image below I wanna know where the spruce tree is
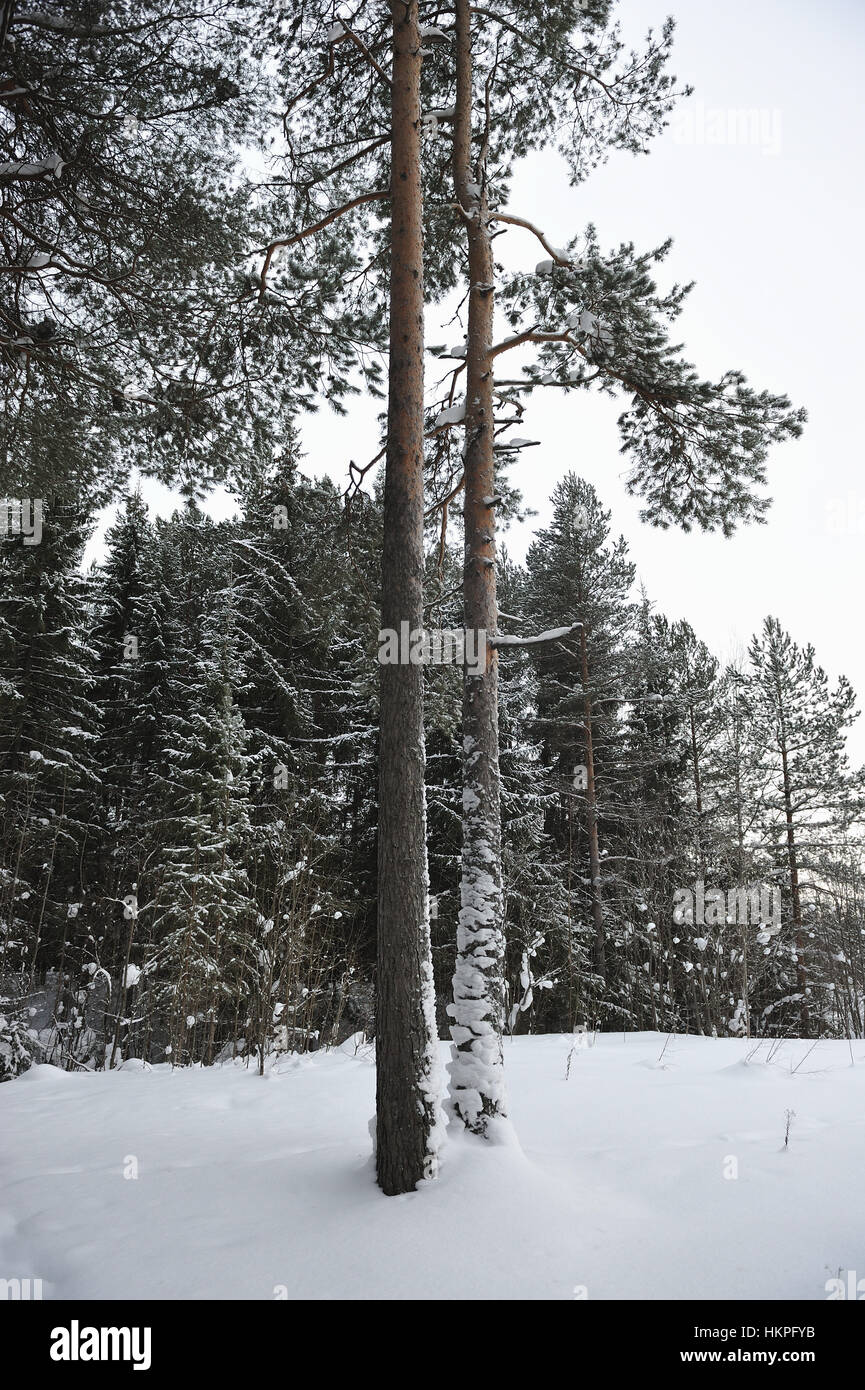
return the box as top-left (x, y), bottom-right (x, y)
top-left (0, 501), bottom-right (100, 1063)
top-left (144, 532), bottom-right (254, 1065)
top-left (522, 476), bottom-right (635, 1024)
top-left (743, 617), bottom-right (862, 1037)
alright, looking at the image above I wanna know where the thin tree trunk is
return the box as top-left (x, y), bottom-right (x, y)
top-left (447, 0), bottom-right (508, 1133)
top-left (775, 681), bottom-right (810, 1038)
top-left (577, 590), bottom-right (605, 984)
top-left (109, 913), bottom-right (136, 1070)
top-left (688, 698), bottom-right (706, 876)
top-left (376, 0), bottom-right (442, 1195)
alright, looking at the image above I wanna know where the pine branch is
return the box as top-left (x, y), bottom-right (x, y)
top-left (257, 189), bottom-right (391, 300)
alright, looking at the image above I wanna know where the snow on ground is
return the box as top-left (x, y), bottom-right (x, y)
top-left (1, 1033), bottom-right (862, 1300)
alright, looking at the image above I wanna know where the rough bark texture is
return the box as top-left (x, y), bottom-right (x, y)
top-left (446, 0), bottom-right (507, 1133)
top-left (376, 0), bottom-right (442, 1195)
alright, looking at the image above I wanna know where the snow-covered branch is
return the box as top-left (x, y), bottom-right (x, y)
top-left (489, 211), bottom-right (575, 267)
top-left (492, 623), bottom-right (582, 649)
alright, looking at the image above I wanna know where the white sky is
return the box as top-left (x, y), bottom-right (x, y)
top-left (89, 0), bottom-right (865, 762)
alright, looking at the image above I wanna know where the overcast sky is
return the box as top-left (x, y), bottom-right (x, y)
top-left (90, 0), bottom-right (865, 760)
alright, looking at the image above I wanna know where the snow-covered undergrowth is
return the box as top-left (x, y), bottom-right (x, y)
top-left (1, 1033), bottom-right (862, 1300)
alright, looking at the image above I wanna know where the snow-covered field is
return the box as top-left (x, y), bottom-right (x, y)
top-left (1, 1032), bottom-right (862, 1300)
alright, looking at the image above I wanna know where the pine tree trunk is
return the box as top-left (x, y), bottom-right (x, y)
top-left (447, 0), bottom-right (508, 1133)
top-left (375, 0), bottom-right (442, 1195)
